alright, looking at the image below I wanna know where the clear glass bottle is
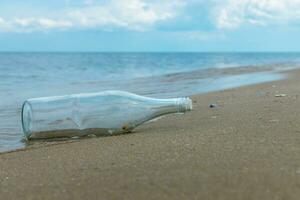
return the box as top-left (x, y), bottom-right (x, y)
top-left (22, 91), bottom-right (192, 139)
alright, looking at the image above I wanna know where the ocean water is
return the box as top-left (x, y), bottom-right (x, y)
top-left (1, 52), bottom-right (300, 152)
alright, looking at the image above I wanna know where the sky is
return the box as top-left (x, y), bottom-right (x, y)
top-left (0, 0), bottom-right (300, 52)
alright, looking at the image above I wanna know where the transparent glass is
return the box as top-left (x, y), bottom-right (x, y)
top-left (22, 91), bottom-right (192, 139)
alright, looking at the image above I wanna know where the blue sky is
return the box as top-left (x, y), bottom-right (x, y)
top-left (0, 0), bottom-right (300, 52)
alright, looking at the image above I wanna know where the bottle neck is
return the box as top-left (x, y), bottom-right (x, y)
top-left (151, 97), bottom-right (193, 116)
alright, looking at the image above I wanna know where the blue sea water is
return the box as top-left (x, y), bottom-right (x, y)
top-left (0, 52), bottom-right (300, 152)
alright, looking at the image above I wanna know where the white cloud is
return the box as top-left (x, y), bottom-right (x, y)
top-left (0, 17), bottom-right (11, 31)
top-left (14, 18), bottom-right (34, 27)
top-left (0, 0), bottom-right (184, 32)
top-left (37, 18), bottom-right (73, 29)
top-left (0, 17), bottom-right (73, 32)
top-left (68, 0), bottom-right (181, 30)
top-left (215, 0), bottom-right (300, 29)
top-left (0, 17), bottom-right (5, 24)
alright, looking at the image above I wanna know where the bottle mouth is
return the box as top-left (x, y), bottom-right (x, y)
top-left (177, 97), bottom-right (193, 112)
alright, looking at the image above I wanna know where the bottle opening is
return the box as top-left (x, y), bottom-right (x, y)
top-left (177, 97), bottom-right (193, 112)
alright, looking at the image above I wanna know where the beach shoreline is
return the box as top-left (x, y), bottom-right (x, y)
top-left (1, 52), bottom-right (300, 152)
top-left (1, 68), bottom-right (300, 199)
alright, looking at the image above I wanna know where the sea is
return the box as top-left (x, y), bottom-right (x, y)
top-left (1, 52), bottom-right (300, 152)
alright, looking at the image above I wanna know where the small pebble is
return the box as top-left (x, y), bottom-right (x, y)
top-left (209, 104), bottom-right (218, 108)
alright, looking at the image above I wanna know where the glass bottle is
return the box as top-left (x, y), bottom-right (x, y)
top-left (22, 91), bottom-right (192, 139)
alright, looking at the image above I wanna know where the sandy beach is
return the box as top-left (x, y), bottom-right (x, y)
top-left (1, 69), bottom-right (300, 200)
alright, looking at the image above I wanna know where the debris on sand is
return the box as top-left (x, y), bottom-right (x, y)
top-left (209, 104), bottom-right (218, 108)
top-left (275, 94), bottom-right (287, 97)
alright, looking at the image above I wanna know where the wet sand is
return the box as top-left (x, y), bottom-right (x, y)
top-left (1, 69), bottom-right (300, 200)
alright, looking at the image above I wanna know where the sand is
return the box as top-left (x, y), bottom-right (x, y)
top-left (1, 69), bottom-right (300, 200)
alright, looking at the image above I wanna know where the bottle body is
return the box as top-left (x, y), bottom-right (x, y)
top-left (22, 91), bottom-right (192, 139)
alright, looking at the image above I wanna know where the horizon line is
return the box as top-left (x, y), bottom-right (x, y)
top-left (0, 51), bottom-right (300, 54)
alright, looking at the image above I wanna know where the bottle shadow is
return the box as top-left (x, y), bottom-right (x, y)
top-left (22, 130), bottom-right (137, 147)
